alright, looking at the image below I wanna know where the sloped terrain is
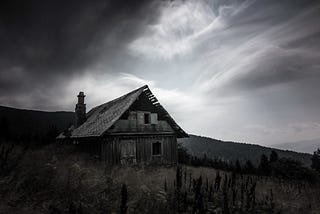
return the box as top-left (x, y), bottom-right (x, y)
top-left (179, 135), bottom-right (312, 166)
top-left (0, 105), bottom-right (74, 140)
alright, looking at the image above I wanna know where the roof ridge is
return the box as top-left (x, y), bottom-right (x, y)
top-left (71, 85), bottom-right (146, 137)
top-left (86, 85), bottom-right (148, 117)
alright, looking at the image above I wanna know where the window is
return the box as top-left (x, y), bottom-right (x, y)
top-left (150, 113), bottom-right (158, 124)
top-left (144, 113), bottom-right (150, 124)
top-left (152, 141), bottom-right (162, 156)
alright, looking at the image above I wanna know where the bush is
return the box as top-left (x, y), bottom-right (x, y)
top-left (270, 158), bottom-right (319, 183)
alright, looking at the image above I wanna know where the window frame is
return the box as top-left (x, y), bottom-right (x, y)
top-left (144, 112), bottom-right (151, 124)
top-left (151, 140), bottom-right (163, 156)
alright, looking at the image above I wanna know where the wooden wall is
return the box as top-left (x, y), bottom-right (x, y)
top-left (100, 135), bottom-right (177, 165)
top-left (109, 119), bottom-right (174, 133)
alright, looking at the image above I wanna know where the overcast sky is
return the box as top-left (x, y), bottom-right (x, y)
top-left (1, 0), bottom-right (320, 145)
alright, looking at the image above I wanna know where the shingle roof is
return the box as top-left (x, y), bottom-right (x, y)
top-left (66, 85), bottom-right (188, 138)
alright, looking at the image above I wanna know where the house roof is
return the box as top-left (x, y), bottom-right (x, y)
top-left (65, 85), bottom-right (188, 139)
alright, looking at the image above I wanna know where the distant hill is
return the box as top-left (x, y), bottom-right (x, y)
top-left (0, 105), bottom-right (74, 139)
top-left (271, 139), bottom-right (320, 154)
top-left (178, 135), bottom-right (312, 167)
top-left (0, 105), bottom-right (312, 166)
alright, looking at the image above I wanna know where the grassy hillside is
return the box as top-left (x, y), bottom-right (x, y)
top-left (0, 143), bottom-right (319, 214)
top-left (0, 105), bottom-right (74, 139)
top-left (179, 135), bottom-right (312, 166)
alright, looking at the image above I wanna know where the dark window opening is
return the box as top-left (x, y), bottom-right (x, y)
top-left (144, 113), bottom-right (150, 124)
top-left (152, 141), bottom-right (161, 156)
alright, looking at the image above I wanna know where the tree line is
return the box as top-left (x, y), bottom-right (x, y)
top-left (0, 116), bottom-right (60, 145)
top-left (178, 144), bottom-right (320, 183)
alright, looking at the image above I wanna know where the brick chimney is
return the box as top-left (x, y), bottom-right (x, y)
top-left (75, 92), bottom-right (86, 128)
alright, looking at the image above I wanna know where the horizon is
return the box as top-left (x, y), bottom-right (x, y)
top-left (1, 0), bottom-right (320, 147)
top-left (1, 102), bottom-right (320, 154)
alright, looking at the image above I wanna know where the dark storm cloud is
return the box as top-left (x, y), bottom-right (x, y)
top-left (0, 0), bottom-right (156, 67)
top-left (0, 0), bottom-right (161, 102)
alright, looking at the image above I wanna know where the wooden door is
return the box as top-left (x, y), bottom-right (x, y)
top-left (119, 139), bottom-right (137, 165)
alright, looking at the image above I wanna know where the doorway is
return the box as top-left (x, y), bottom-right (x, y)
top-left (119, 139), bottom-right (137, 165)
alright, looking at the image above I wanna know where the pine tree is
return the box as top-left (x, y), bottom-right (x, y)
top-left (259, 154), bottom-right (270, 175)
top-left (120, 183), bottom-right (128, 214)
top-left (45, 125), bottom-right (59, 142)
top-left (311, 148), bottom-right (320, 173)
top-left (235, 159), bottom-right (242, 173)
top-left (244, 160), bottom-right (255, 174)
top-left (0, 117), bottom-right (11, 141)
top-left (269, 151), bottom-right (279, 163)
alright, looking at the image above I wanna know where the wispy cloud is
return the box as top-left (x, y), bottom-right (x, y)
top-left (128, 0), bottom-right (231, 59)
top-left (129, 0), bottom-right (320, 97)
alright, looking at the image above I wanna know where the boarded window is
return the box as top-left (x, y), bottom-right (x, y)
top-left (152, 141), bottom-right (162, 156)
top-left (137, 112), bottom-right (144, 125)
top-left (150, 113), bottom-right (158, 124)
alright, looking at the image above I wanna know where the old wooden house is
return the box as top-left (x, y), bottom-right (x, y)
top-left (59, 85), bottom-right (188, 165)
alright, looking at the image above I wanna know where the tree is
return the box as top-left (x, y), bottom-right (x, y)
top-left (259, 154), bottom-right (270, 175)
top-left (235, 159), bottom-right (241, 173)
top-left (244, 160), bottom-right (255, 174)
top-left (120, 183), bottom-right (128, 214)
top-left (0, 117), bottom-right (11, 141)
top-left (267, 157), bottom-right (319, 182)
top-left (177, 143), bottom-right (190, 164)
top-left (311, 148), bottom-right (320, 173)
top-left (269, 151), bottom-right (279, 163)
top-left (45, 125), bottom-right (59, 143)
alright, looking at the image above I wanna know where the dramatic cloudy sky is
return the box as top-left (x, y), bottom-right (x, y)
top-left (1, 0), bottom-right (320, 145)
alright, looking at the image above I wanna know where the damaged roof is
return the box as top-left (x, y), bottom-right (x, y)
top-left (63, 85), bottom-right (188, 139)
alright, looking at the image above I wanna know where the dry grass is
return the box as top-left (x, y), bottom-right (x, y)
top-left (0, 143), bottom-right (319, 213)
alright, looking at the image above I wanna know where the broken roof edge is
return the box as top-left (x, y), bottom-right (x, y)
top-left (97, 85), bottom-right (189, 138)
top-left (137, 86), bottom-right (189, 138)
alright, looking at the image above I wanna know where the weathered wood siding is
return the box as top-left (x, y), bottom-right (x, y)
top-left (100, 135), bottom-right (177, 165)
top-left (109, 119), bottom-right (174, 133)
